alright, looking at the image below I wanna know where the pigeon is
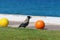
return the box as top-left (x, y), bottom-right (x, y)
top-left (18, 16), bottom-right (31, 28)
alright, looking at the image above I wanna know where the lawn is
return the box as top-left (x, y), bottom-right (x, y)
top-left (0, 27), bottom-right (60, 40)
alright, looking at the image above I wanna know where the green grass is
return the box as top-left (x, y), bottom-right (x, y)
top-left (0, 27), bottom-right (60, 40)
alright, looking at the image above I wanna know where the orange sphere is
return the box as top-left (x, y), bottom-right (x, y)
top-left (35, 20), bottom-right (45, 29)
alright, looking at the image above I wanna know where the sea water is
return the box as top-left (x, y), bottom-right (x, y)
top-left (0, 0), bottom-right (60, 17)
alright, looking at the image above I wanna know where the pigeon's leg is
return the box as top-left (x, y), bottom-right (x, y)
top-left (23, 26), bottom-right (26, 28)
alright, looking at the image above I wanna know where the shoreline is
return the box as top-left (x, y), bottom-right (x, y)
top-left (0, 14), bottom-right (60, 30)
top-left (0, 14), bottom-right (60, 25)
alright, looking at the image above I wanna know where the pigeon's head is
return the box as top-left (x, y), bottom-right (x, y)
top-left (27, 16), bottom-right (31, 19)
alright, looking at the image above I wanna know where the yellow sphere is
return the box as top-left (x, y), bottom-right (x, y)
top-left (0, 18), bottom-right (9, 27)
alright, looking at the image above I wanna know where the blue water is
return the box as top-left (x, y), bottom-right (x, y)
top-left (0, 0), bottom-right (60, 17)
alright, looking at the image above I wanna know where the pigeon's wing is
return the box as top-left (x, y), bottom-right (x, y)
top-left (19, 22), bottom-right (29, 28)
top-left (19, 23), bottom-right (25, 27)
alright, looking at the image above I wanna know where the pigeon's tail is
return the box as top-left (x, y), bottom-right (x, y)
top-left (18, 24), bottom-right (21, 28)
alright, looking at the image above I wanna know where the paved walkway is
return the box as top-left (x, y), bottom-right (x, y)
top-left (8, 21), bottom-right (60, 30)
